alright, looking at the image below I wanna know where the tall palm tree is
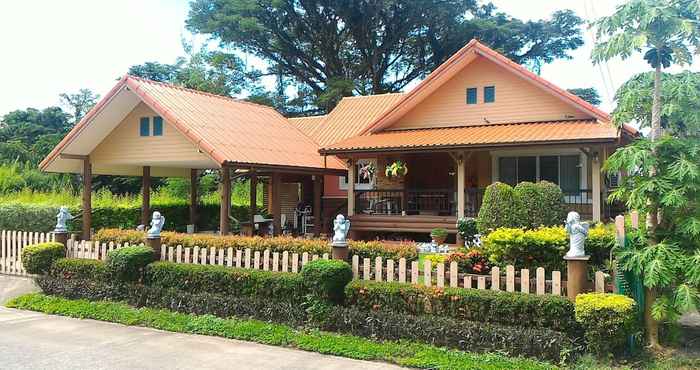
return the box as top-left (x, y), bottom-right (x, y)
top-left (591, 0), bottom-right (700, 348)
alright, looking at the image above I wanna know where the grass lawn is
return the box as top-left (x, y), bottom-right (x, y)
top-left (572, 353), bottom-right (700, 370)
top-left (5, 293), bottom-right (554, 370)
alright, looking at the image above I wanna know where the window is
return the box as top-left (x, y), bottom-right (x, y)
top-left (497, 154), bottom-right (581, 191)
top-left (466, 87), bottom-right (477, 104)
top-left (339, 159), bottom-right (376, 190)
top-left (484, 86), bottom-right (495, 103)
top-left (139, 117), bottom-right (150, 136)
top-left (153, 116), bottom-right (163, 136)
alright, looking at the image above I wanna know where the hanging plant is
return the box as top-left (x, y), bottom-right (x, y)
top-left (385, 160), bottom-right (408, 178)
top-left (358, 161), bottom-right (376, 181)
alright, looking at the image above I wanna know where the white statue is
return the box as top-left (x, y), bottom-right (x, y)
top-left (565, 211), bottom-right (589, 258)
top-left (54, 206), bottom-right (73, 233)
top-left (147, 211), bottom-right (165, 238)
top-left (332, 214), bottom-right (351, 246)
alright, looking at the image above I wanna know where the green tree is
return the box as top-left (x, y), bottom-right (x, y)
top-left (59, 89), bottom-right (100, 124)
top-left (567, 87), bottom-right (601, 106)
top-left (187, 0), bottom-right (584, 112)
top-left (592, 0), bottom-right (700, 348)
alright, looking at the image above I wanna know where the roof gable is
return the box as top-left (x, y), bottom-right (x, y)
top-left (359, 40), bottom-right (610, 135)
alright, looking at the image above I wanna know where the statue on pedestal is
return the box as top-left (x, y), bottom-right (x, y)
top-left (332, 214), bottom-right (351, 246)
top-left (147, 211), bottom-right (165, 238)
top-left (55, 207), bottom-right (73, 233)
top-left (565, 211), bottom-right (588, 258)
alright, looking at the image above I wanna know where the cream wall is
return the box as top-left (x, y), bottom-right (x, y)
top-left (390, 57), bottom-right (591, 130)
top-left (90, 102), bottom-right (215, 168)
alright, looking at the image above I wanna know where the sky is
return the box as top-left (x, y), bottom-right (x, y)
top-left (1, 0), bottom-right (699, 117)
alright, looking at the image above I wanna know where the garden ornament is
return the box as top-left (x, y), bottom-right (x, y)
top-left (565, 211), bottom-right (589, 258)
top-left (54, 206), bottom-right (73, 233)
top-left (332, 214), bottom-right (351, 246)
top-left (147, 211), bottom-right (165, 238)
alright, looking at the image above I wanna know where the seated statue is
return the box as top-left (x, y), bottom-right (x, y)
top-left (147, 211), bottom-right (165, 238)
top-left (332, 214), bottom-right (351, 246)
top-left (565, 211), bottom-right (589, 258)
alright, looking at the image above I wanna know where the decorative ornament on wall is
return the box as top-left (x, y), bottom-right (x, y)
top-left (358, 161), bottom-right (376, 181)
top-left (385, 160), bottom-right (408, 178)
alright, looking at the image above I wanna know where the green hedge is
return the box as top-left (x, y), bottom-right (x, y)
top-left (94, 228), bottom-right (419, 262)
top-left (481, 224), bottom-right (616, 271)
top-left (106, 245), bottom-right (155, 281)
top-left (345, 280), bottom-right (579, 335)
top-left (50, 258), bottom-right (109, 280)
top-left (145, 261), bottom-right (307, 304)
top-left (21, 242), bottom-right (65, 274)
top-left (0, 202), bottom-right (249, 233)
top-left (477, 182), bottom-right (522, 234)
top-left (301, 259), bottom-right (353, 303)
top-left (575, 293), bottom-right (637, 356)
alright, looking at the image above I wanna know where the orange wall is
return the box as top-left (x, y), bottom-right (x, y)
top-left (324, 174), bottom-right (346, 198)
top-left (390, 56), bottom-right (591, 130)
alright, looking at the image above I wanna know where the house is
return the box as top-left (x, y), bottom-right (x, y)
top-left (40, 39), bottom-right (634, 241)
top-left (294, 40), bottom-right (635, 240)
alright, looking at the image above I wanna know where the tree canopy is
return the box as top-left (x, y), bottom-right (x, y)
top-left (186, 0), bottom-right (584, 112)
top-left (567, 87), bottom-right (601, 106)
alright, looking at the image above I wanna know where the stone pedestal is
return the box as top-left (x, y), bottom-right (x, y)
top-left (54, 232), bottom-right (69, 248)
top-left (147, 237), bottom-right (162, 260)
top-left (565, 255), bottom-right (590, 301)
top-left (331, 242), bottom-right (349, 261)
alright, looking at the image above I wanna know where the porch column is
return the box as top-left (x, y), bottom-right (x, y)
top-left (141, 166), bottom-right (151, 226)
top-left (220, 165), bottom-right (231, 235)
top-left (313, 175), bottom-right (322, 236)
top-left (249, 169), bottom-right (257, 236)
top-left (189, 169), bottom-right (198, 232)
top-left (591, 150), bottom-right (602, 222)
top-left (82, 157), bottom-right (92, 241)
top-left (456, 153), bottom-right (465, 219)
top-left (347, 159), bottom-right (355, 216)
top-left (271, 172), bottom-right (282, 236)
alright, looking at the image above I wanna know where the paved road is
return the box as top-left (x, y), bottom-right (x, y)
top-left (0, 275), bottom-right (39, 305)
top-left (0, 306), bottom-right (404, 370)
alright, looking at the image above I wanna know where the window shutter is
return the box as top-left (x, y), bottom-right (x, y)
top-left (466, 88), bottom-right (477, 104)
top-left (484, 86), bottom-right (495, 103)
top-left (153, 116), bottom-right (163, 136)
top-left (139, 117), bottom-right (150, 136)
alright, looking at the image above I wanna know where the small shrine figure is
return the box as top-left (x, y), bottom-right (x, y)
top-left (565, 211), bottom-right (588, 258)
top-left (147, 211), bottom-right (165, 238)
top-left (55, 207), bottom-right (73, 233)
top-left (332, 214), bottom-right (351, 246)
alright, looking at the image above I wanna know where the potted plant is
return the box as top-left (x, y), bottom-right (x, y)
top-left (430, 228), bottom-right (448, 246)
top-left (457, 217), bottom-right (479, 247)
top-left (358, 161), bottom-right (376, 181)
top-left (385, 160), bottom-right (408, 178)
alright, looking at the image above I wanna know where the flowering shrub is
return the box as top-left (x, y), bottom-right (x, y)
top-left (445, 249), bottom-right (490, 274)
top-left (94, 229), bottom-right (418, 261)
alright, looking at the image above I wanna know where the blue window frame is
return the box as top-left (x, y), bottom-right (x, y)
top-left (466, 87), bottom-right (477, 104)
top-left (139, 117), bottom-right (150, 136)
top-left (484, 86), bottom-right (495, 103)
top-left (153, 116), bottom-right (163, 136)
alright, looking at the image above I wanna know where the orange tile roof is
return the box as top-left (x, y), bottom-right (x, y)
top-left (41, 75), bottom-right (346, 173)
top-left (320, 120), bottom-right (620, 154)
top-left (290, 94), bottom-right (405, 147)
top-left (360, 40), bottom-right (611, 135)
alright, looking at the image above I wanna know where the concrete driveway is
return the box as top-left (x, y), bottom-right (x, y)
top-left (0, 275), bottom-right (39, 305)
top-left (0, 306), bottom-right (404, 370)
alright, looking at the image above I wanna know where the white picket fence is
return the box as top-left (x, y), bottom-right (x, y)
top-left (68, 240), bottom-right (610, 296)
top-left (0, 230), bottom-right (55, 276)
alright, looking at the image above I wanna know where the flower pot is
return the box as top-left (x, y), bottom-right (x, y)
top-left (431, 235), bottom-right (446, 245)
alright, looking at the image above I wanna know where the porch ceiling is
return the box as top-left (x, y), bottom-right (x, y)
top-left (320, 119), bottom-right (620, 155)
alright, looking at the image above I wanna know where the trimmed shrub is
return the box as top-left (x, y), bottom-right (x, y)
top-left (301, 259), bottom-right (353, 303)
top-left (145, 262), bottom-right (306, 304)
top-left (49, 258), bottom-right (109, 281)
top-left (514, 181), bottom-right (565, 229)
top-left (445, 249), bottom-right (490, 274)
top-left (94, 228), bottom-right (419, 262)
top-left (321, 307), bottom-right (573, 363)
top-left (575, 293), bottom-right (637, 356)
top-left (481, 225), bottom-right (616, 271)
top-left (477, 182), bottom-right (523, 234)
top-left (345, 280), bottom-right (579, 335)
top-left (21, 242), bottom-right (65, 274)
top-left (457, 217), bottom-right (478, 246)
top-left (106, 245), bottom-right (155, 281)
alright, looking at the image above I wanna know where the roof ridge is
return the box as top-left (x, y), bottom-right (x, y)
top-left (125, 74), bottom-right (281, 112)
